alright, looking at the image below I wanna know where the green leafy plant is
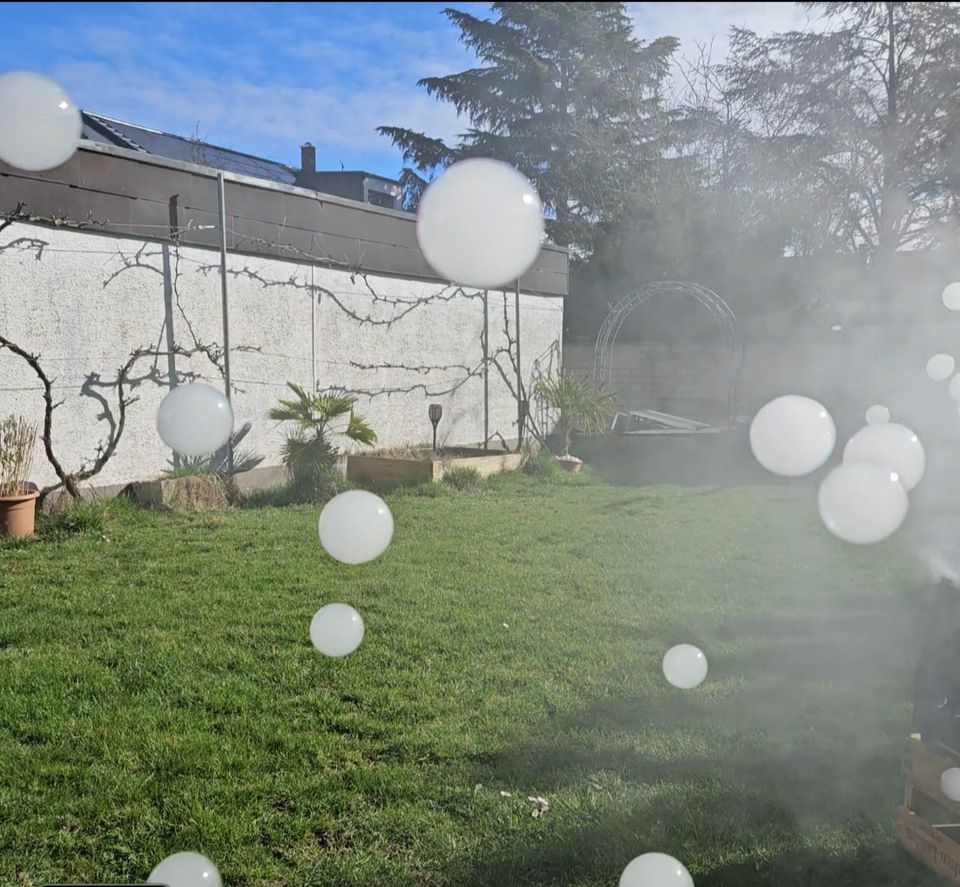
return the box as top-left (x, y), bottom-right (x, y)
top-left (534, 373), bottom-right (616, 459)
top-left (521, 449), bottom-right (561, 479)
top-left (0, 415), bottom-right (37, 497)
top-left (269, 383), bottom-right (376, 502)
top-left (164, 422), bottom-right (264, 480)
top-left (442, 466), bottom-right (482, 491)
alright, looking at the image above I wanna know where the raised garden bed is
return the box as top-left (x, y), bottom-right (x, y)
top-left (347, 447), bottom-right (523, 486)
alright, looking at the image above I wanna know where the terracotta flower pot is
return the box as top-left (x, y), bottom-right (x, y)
top-left (556, 456), bottom-right (583, 473)
top-left (0, 486), bottom-right (39, 538)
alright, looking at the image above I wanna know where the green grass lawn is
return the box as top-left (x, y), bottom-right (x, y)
top-left (0, 472), bottom-right (945, 886)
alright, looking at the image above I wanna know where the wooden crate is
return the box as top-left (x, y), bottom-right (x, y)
top-left (897, 734), bottom-right (960, 883)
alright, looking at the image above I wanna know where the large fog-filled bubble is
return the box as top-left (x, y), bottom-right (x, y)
top-left (927, 353), bottom-right (955, 381)
top-left (156, 383), bottom-right (234, 457)
top-left (749, 395), bottom-right (836, 476)
top-left (843, 422), bottom-right (926, 491)
top-left (620, 852), bottom-right (694, 887)
top-left (310, 603), bottom-right (365, 657)
top-left (0, 71), bottom-right (81, 171)
top-left (943, 282), bottom-right (960, 311)
top-left (817, 462), bottom-right (908, 544)
top-left (148, 852), bottom-right (222, 887)
top-left (941, 767), bottom-right (960, 802)
top-left (662, 644), bottom-right (708, 689)
top-left (416, 158), bottom-right (544, 289)
top-left (318, 490), bottom-right (394, 564)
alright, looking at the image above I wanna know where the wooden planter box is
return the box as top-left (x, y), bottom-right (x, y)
top-left (897, 734), bottom-right (960, 883)
top-left (347, 447), bottom-right (523, 486)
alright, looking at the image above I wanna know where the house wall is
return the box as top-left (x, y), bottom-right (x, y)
top-left (0, 145), bottom-right (565, 491)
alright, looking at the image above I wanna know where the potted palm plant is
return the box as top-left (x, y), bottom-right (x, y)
top-left (269, 383), bottom-right (376, 501)
top-left (534, 372), bottom-right (616, 472)
top-left (0, 415), bottom-right (39, 537)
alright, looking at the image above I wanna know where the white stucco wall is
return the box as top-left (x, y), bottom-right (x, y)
top-left (0, 222), bottom-right (563, 489)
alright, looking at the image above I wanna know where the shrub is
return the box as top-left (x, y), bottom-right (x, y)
top-left (37, 500), bottom-right (108, 539)
top-left (0, 415), bottom-right (37, 496)
top-left (521, 450), bottom-right (560, 479)
top-left (442, 466), bottom-right (482, 490)
top-left (534, 372), bottom-right (616, 458)
top-left (269, 384), bottom-right (375, 503)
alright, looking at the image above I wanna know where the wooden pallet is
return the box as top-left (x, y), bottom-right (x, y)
top-left (898, 733), bottom-right (960, 883)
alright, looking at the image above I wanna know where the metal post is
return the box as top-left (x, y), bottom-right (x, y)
top-left (216, 172), bottom-right (234, 474)
top-left (482, 290), bottom-right (489, 451)
top-left (515, 278), bottom-right (523, 449)
top-left (162, 196), bottom-right (181, 467)
top-left (310, 264), bottom-right (317, 392)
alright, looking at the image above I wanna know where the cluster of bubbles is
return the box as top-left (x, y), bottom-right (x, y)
top-left (749, 394), bottom-right (925, 545)
top-left (925, 283), bottom-right (960, 419)
top-left (4, 66), bottom-right (700, 884)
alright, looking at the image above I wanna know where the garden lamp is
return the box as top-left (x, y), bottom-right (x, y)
top-left (429, 403), bottom-right (443, 453)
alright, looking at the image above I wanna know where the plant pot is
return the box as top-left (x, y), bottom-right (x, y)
top-left (0, 486), bottom-right (39, 538)
top-left (556, 456), bottom-right (583, 473)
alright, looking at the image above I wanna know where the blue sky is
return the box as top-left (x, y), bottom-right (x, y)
top-left (2, 2), bottom-right (809, 180)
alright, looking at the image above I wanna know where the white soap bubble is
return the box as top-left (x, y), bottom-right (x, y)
top-left (950, 374), bottom-right (960, 401)
top-left (318, 490), bottom-right (394, 564)
top-left (817, 462), bottom-right (908, 545)
top-left (865, 404), bottom-right (890, 424)
top-left (156, 383), bottom-right (233, 457)
top-left (310, 603), bottom-right (365, 657)
top-left (0, 71), bottom-right (81, 171)
top-left (417, 158), bottom-right (544, 289)
top-left (662, 644), bottom-right (708, 689)
top-left (620, 852), bottom-right (694, 887)
top-left (943, 283), bottom-right (960, 311)
top-left (843, 422), bottom-right (925, 491)
top-left (749, 395), bottom-right (836, 476)
top-left (927, 353), bottom-right (955, 381)
top-left (941, 767), bottom-right (960, 802)
top-left (149, 852), bottom-right (222, 887)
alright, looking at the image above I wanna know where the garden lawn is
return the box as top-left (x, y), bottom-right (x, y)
top-left (0, 474), bottom-right (943, 887)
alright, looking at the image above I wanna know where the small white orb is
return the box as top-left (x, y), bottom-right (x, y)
top-left (662, 645), bottom-right (708, 689)
top-left (0, 71), bottom-right (81, 171)
top-left (843, 422), bottom-right (925, 491)
top-left (865, 405), bottom-right (890, 424)
top-left (318, 490), bottom-right (394, 565)
top-left (620, 852), bottom-right (694, 887)
top-left (156, 383), bottom-right (233, 457)
top-left (417, 158), bottom-right (544, 289)
top-left (927, 353), bottom-right (955, 381)
top-left (817, 462), bottom-right (908, 545)
top-left (941, 767), bottom-right (960, 801)
top-left (148, 852), bottom-right (222, 887)
top-left (749, 395), bottom-right (836, 476)
top-left (310, 603), bottom-right (365, 657)
top-left (942, 283), bottom-right (960, 311)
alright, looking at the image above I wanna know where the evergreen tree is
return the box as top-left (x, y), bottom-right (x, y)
top-left (378, 2), bottom-right (677, 258)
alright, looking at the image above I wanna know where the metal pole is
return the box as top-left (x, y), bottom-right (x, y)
top-left (515, 278), bottom-right (523, 449)
top-left (216, 172), bottom-right (234, 474)
top-left (310, 264), bottom-right (317, 392)
top-left (483, 290), bottom-right (489, 451)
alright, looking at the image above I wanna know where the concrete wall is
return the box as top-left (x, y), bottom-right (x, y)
top-left (565, 327), bottom-right (960, 444)
top-left (0, 221), bottom-right (563, 489)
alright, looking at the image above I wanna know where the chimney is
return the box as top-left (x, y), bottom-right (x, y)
top-left (300, 142), bottom-right (316, 177)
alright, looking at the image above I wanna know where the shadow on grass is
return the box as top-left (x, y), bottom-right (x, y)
top-left (447, 599), bottom-right (936, 887)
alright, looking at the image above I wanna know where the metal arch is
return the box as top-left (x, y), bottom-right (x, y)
top-left (592, 281), bottom-right (744, 425)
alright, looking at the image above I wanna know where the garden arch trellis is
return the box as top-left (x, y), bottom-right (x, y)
top-left (593, 281), bottom-right (744, 426)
